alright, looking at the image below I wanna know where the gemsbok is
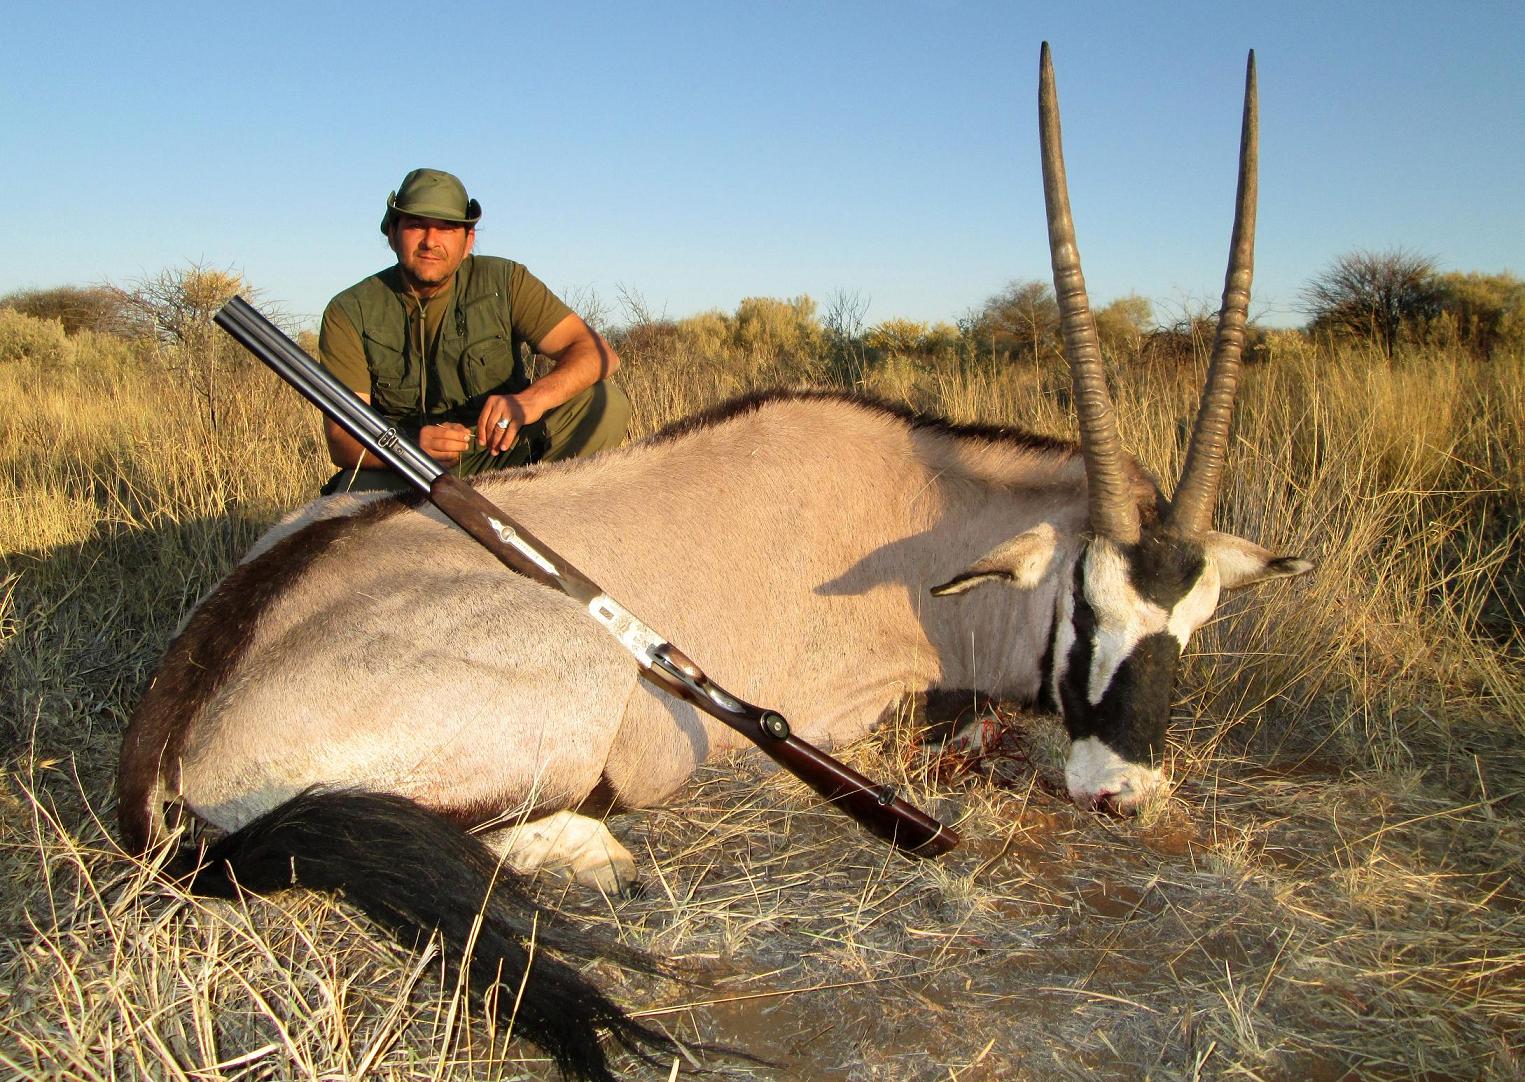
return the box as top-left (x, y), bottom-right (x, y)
top-left (119, 44), bottom-right (1309, 1082)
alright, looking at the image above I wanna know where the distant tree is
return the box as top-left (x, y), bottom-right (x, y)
top-left (616, 282), bottom-right (663, 329)
top-left (611, 317), bottom-right (682, 363)
top-left (674, 310), bottom-right (731, 357)
top-left (864, 318), bottom-right (930, 355)
top-left (120, 261), bottom-right (254, 431)
top-left (733, 295), bottom-right (822, 359)
top-left (822, 288), bottom-right (871, 383)
top-left (558, 283), bottom-right (612, 335)
top-left (1300, 248), bottom-right (1442, 361)
top-left (121, 262), bottom-right (247, 350)
top-left (0, 284), bottom-right (137, 337)
top-left (1094, 294), bottom-right (1154, 362)
top-left (922, 322), bottom-right (962, 361)
top-left (606, 284), bottom-right (677, 365)
top-left (1432, 271), bottom-right (1524, 360)
top-left (970, 279), bottom-right (1060, 364)
top-left (822, 289), bottom-right (869, 345)
top-left (1136, 299), bottom-right (1217, 369)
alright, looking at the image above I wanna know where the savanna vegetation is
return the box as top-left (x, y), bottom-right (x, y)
top-left (1, 256), bottom-right (1521, 1079)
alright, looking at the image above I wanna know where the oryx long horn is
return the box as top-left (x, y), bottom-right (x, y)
top-left (1039, 42), bottom-right (1141, 545)
top-left (1167, 50), bottom-right (1258, 537)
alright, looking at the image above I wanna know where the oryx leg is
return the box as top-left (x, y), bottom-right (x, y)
top-left (483, 811), bottom-right (638, 896)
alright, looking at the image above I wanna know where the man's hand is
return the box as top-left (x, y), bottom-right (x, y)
top-left (467, 315), bottom-right (619, 459)
top-left (420, 422), bottom-right (473, 465)
top-left (477, 394), bottom-right (548, 456)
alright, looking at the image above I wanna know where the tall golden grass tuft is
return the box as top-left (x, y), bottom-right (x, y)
top-left (2, 309), bottom-right (1521, 1078)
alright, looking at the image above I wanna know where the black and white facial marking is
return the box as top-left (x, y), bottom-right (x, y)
top-left (933, 522), bottom-right (1311, 813)
top-left (1053, 530), bottom-right (1220, 810)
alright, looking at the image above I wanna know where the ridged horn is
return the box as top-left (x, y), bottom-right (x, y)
top-left (1167, 50), bottom-right (1258, 537)
top-left (1039, 42), bottom-right (1141, 545)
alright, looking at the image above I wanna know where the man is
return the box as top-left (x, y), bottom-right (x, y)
top-left (317, 168), bottom-right (629, 493)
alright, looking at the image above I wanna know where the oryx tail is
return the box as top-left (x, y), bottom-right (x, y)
top-left (188, 789), bottom-right (678, 1082)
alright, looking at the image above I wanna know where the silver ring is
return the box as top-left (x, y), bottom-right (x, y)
top-left (494, 418), bottom-right (510, 430)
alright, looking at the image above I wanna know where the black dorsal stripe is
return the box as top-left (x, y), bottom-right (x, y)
top-left (644, 387), bottom-right (1077, 457)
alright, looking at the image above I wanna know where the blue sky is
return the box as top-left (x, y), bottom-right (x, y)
top-left (5, 1), bottom-right (1521, 330)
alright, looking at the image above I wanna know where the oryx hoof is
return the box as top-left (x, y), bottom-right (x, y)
top-left (489, 810), bottom-right (640, 898)
top-left (569, 846), bottom-right (641, 898)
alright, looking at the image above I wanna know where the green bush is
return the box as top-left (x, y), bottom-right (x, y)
top-left (0, 309), bottom-right (74, 365)
top-left (1432, 271), bottom-right (1524, 360)
top-left (733, 295), bottom-right (823, 359)
top-left (1094, 294), bottom-right (1153, 362)
top-left (0, 284), bottom-right (135, 337)
top-left (864, 318), bottom-right (930, 355)
top-left (965, 279), bottom-right (1060, 365)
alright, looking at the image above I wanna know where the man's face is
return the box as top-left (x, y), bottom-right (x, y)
top-left (389, 214), bottom-right (475, 294)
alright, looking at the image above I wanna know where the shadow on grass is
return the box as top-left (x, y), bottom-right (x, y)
top-left (1, 508), bottom-right (275, 788)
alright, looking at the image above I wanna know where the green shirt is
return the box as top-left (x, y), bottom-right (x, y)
top-left (318, 256), bottom-right (572, 413)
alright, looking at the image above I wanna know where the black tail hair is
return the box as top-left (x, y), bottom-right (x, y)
top-left (186, 789), bottom-right (677, 1082)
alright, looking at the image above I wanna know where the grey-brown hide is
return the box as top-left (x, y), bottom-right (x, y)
top-left (123, 392), bottom-right (1109, 858)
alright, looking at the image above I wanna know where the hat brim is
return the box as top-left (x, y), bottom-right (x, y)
top-left (380, 197), bottom-right (482, 234)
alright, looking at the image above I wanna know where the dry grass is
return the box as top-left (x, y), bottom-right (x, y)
top-left (1, 320), bottom-right (1521, 1079)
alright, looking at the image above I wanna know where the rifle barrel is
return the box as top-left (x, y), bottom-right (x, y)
top-left (213, 296), bottom-right (442, 490)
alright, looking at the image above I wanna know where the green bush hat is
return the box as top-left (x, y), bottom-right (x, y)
top-left (380, 169), bottom-right (482, 234)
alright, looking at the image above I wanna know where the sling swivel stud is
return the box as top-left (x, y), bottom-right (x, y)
top-left (759, 712), bottom-right (790, 740)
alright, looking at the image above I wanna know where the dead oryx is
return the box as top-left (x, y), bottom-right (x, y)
top-left (118, 43), bottom-right (1308, 1082)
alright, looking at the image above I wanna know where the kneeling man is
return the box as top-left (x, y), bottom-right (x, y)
top-left (317, 168), bottom-right (628, 493)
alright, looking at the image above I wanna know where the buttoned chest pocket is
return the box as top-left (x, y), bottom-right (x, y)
top-left (363, 326), bottom-right (418, 416)
top-left (462, 331), bottom-right (525, 397)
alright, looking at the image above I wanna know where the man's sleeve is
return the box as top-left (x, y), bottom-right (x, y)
top-left (317, 302), bottom-right (371, 395)
top-left (508, 263), bottom-right (576, 352)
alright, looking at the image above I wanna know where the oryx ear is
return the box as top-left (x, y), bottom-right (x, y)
top-left (1205, 531), bottom-right (1314, 590)
top-left (932, 524), bottom-right (1060, 596)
